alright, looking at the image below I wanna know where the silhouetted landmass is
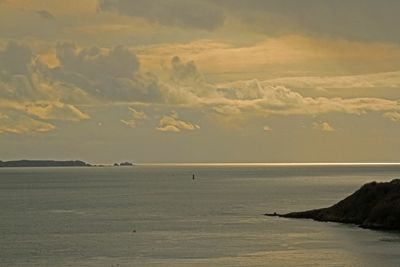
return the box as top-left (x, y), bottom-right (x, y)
top-left (119, 162), bottom-right (133, 166)
top-left (0, 160), bottom-right (91, 168)
top-left (113, 162), bottom-right (134, 167)
top-left (266, 179), bottom-right (400, 230)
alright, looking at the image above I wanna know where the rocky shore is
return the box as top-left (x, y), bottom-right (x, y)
top-left (266, 179), bottom-right (400, 230)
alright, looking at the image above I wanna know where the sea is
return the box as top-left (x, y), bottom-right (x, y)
top-left (1, 164), bottom-right (400, 267)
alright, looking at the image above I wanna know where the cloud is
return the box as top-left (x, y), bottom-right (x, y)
top-left (170, 56), bottom-right (201, 81)
top-left (51, 42), bottom-right (162, 102)
top-left (121, 107), bottom-right (147, 128)
top-left (155, 58), bottom-right (400, 127)
top-left (55, 43), bottom-right (139, 78)
top-left (0, 112), bottom-right (55, 134)
top-left (312, 122), bottom-right (336, 132)
top-left (0, 100), bottom-right (90, 122)
top-left (24, 102), bottom-right (90, 121)
top-left (2, 1), bottom-right (97, 15)
top-left (139, 37), bottom-right (400, 81)
top-left (156, 111), bottom-right (200, 132)
top-left (2, 40), bottom-right (400, 134)
top-left (264, 71), bottom-right (400, 91)
top-left (156, 56), bottom-right (220, 106)
top-left (36, 10), bottom-right (55, 20)
top-left (263, 125), bottom-right (272, 132)
top-left (0, 41), bottom-right (91, 133)
top-left (215, 80), bottom-right (400, 117)
top-left (263, 125), bottom-right (272, 131)
top-left (0, 41), bottom-right (32, 75)
top-left (99, 0), bottom-right (224, 30)
top-left (218, 0), bottom-right (400, 43)
top-left (383, 111), bottom-right (400, 122)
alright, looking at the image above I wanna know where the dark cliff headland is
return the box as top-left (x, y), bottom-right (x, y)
top-left (266, 179), bottom-right (400, 231)
top-left (0, 160), bottom-right (91, 168)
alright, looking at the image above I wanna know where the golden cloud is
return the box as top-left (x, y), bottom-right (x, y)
top-left (313, 122), bottom-right (335, 132)
top-left (0, 112), bottom-right (55, 134)
top-left (156, 111), bottom-right (200, 132)
top-left (120, 107), bottom-right (148, 128)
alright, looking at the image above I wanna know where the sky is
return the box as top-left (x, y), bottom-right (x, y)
top-left (1, 0), bottom-right (400, 163)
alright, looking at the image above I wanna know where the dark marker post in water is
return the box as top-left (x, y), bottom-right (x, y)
top-left (192, 173), bottom-right (195, 180)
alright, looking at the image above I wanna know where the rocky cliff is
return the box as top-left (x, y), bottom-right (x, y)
top-left (266, 179), bottom-right (400, 230)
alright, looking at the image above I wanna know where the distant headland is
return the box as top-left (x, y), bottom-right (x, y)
top-left (266, 179), bottom-right (400, 231)
top-left (0, 160), bottom-right (91, 168)
top-left (0, 160), bottom-right (135, 168)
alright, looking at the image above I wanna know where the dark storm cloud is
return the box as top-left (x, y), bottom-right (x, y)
top-left (99, 0), bottom-right (224, 30)
top-left (171, 56), bottom-right (200, 81)
top-left (217, 0), bottom-right (400, 42)
top-left (56, 43), bottom-right (140, 80)
top-left (51, 43), bottom-right (162, 102)
top-left (99, 0), bottom-right (400, 42)
top-left (0, 41), bottom-right (164, 104)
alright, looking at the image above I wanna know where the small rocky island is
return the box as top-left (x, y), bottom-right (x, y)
top-left (113, 161), bottom-right (134, 167)
top-left (0, 160), bottom-right (91, 168)
top-left (266, 179), bottom-right (400, 230)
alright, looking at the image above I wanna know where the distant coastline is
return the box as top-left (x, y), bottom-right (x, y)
top-left (0, 160), bottom-right (136, 168)
top-left (0, 160), bottom-right (92, 168)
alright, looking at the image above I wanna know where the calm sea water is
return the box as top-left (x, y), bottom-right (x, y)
top-left (1, 164), bottom-right (400, 266)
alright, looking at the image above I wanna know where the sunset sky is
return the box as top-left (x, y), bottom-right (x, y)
top-left (1, 0), bottom-right (400, 163)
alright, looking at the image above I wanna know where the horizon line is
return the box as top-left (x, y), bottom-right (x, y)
top-left (4, 159), bottom-right (400, 167)
top-left (137, 162), bottom-right (400, 166)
